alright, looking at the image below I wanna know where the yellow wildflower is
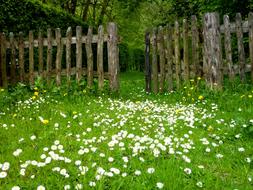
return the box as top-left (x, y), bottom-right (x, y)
top-left (197, 77), bottom-right (201, 80)
top-left (34, 91), bottom-right (39, 96)
top-left (32, 96), bottom-right (36, 100)
top-left (13, 114), bottom-right (17, 118)
top-left (198, 95), bottom-right (204, 100)
top-left (42, 119), bottom-right (49, 125)
top-left (208, 126), bottom-right (213, 132)
top-left (73, 111), bottom-right (78, 115)
top-left (0, 89), bottom-right (4, 92)
top-left (34, 87), bottom-right (38, 91)
top-left (248, 95), bottom-right (252, 98)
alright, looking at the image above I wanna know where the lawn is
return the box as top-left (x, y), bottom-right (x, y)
top-left (0, 72), bottom-right (253, 190)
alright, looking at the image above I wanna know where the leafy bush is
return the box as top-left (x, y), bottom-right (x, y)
top-left (0, 0), bottom-right (88, 35)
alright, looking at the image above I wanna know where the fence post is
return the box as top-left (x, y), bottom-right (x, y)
top-left (47, 28), bottom-right (52, 85)
top-left (107, 22), bottom-right (120, 92)
top-left (203, 12), bottom-right (223, 89)
top-left (38, 30), bottom-right (44, 78)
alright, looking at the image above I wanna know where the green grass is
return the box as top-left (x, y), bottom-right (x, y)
top-left (0, 72), bottom-right (253, 190)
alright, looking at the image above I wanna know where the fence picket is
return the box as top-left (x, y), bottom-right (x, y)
top-left (191, 15), bottom-right (200, 77)
top-left (151, 28), bottom-right (158, 94)
top-left (76, 26), bottom-right (82, 84)
top-left (183, 19), bottom-right (189, 81)
top-left (86, 27), bottom-right (93, 88)
top-left (236, 13), bottom-right (246, 82)
top-left (38, 30), bottom-right (43, 77)
top-left (10, 32), bottom-right (16, 84)
top-left (0, 33), bottom-right (7, 88)
top-left (97, 25), bottom-right (104, 90)
top-left (249, 12), bottom-right (253, 83)
top-left (174, 21), bottom-right (180, 89)
top-left (224, 15), bottom-right (234, 80)
top-left (55, 28), bottom-right (62, 86)
top-left (66, 27), bottom-right (72, 86)
top-left (29, 31), bottom-right (34, 85)
top-left (18, 32), bottom-right (25, 82)
top-left (165, 25), bottom-right (173, 91)
top-left (158, 26), bottom-right (165, 92)
top-left (145, 31), bottom-right (151, 93)
top-left (46, 29), bottom-right (52, 84)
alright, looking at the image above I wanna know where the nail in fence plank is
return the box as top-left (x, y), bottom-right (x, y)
top-left (29, 31), bottom-right (34, 85)
top-left (145, 31), bottom-right (151, 93)
top-left (204, 13), bottom-right (223, 89)
top-left (151, 28), bottom-right (158, 94)
top-left (97, 25), bottom-right (104, 90)
top-left (174, 21), bottom-right (180, 89)
top-left (248, 12), bottom-right (253, 83)
top-left (38, 30), bottom-right (44, 77)
top-left (10, 32), bottom-right (16, 84)
top-left (47, 29), bottom-right (52, 84)
top-left (86, 27), bottom-right (94, 88)
top-left (55, 28), bottom-right (62, 86)
top-left (191, 15), bottom-right (200, 77)
top-left (0, 33), bottom-right (7, 88)
top-left (66, 27), bottom-right (72, 86)
top-left (19, 32), bottom-right (25, 82)
top-left (223, 15), bottom-right (234, 80)
top-left (76, 26), bottom-right (82, 84)
top-left (158, 26), bottom-right (165, 92)
top-left (236, 13), bottom-right (246, 82)
top-left (183, 19), bottom-right (189, 81)
top-left (165, 25), bottom-right (173, 91)
top-left (107, 23), bottom-right (120, 92)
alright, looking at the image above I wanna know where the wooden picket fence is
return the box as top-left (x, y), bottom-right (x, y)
top-left (145, 12), bottom-right (253, 93)
top-left (0, 23), bottom-right (120, 92)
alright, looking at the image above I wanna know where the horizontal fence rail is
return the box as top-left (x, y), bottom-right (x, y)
top-left (0, 22), bottom-right (120, 92)
top-left (145, 12), bottom-right (253, 93)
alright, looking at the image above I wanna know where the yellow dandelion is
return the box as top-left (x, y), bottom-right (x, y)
top-left (198, 95), bottom-right (204, 100)
top-left (208, 126), bottom-right (213, 132)
top-left (73, 111), bottom-right (78, 115)
top-left (34, 87), bottom-right (38, 91)
top-left (32, 96), bottom-right (36, 100)
top-left (34, 91), bottom-right (39, 96)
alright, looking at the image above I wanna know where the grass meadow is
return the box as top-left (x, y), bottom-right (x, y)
top-left (0, 72), bottom-right (253, 190)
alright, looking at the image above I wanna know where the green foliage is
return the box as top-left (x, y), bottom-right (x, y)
top-left (0, 0), bottom-right (88, 35)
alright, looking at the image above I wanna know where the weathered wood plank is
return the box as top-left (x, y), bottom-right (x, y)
top-left (29, 31), bottom-right (34, 85)
top-left (157, 26), bottom-right (165, 92)
top-left (107, 22), bottom-right (120, 92)
top-left (236, 13), bottom-right (246, 81)
top-left (76, 26), bottom-right (82, 84)
top-left (223, 15), bottom-right (234, 80)
top-left (191, 15), bottom-right (200, 77)
top-left (151, 28), bottom-right (158, 94)
top-left (86, 27), bottom-right (94, 88)
top-left (46, 28), bottom-right (52, 84)
top-left (66, 27), bottom-right (72, 86)
top-left (174, 21), bottom-right (180, 89)
top-left (55, 28), bottom-right (62, 86)
top-left (164, 25), bottom-right (173, 91)
top-left (0, 33), bottom-right (7, 88)
top-left (183, 19), bottom-right (189, 81)
top-left (10, 32), bottom-right (16, 84)
top-left (203, 13), bottom-right (223, 89)
top-left (145, 31), bottom-right (151, 93)
top-left (18, 32), bottom-right (25, 82)
top-left (38, 30), bottom-right (44, 77)
top-left (97, 25), bottom-right (104, 90)
top-left (249, 12), bottom-right (253, 83)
